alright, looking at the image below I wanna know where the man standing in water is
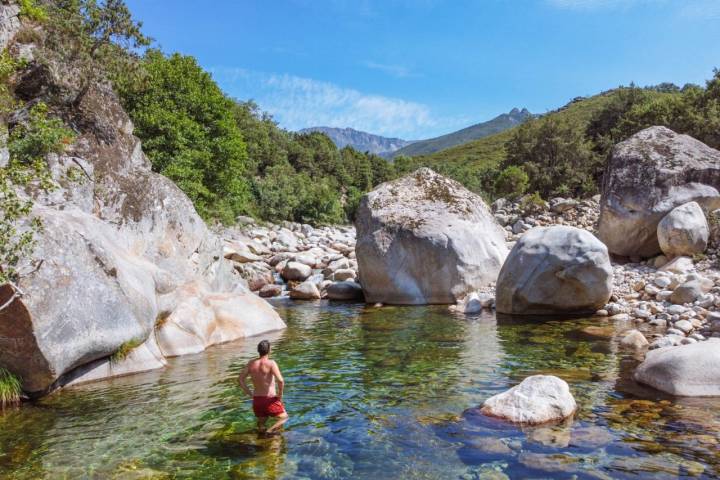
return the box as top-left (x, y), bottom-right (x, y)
top-left (238, 340), bottom-right (289, 433)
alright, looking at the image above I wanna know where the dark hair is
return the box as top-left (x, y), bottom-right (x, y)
top-left (258, 340), bottom-right (271, 356)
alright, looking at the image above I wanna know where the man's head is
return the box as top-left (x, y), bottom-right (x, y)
top-left (257, 340), bottom-right (271, 357)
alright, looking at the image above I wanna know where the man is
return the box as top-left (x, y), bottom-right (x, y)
top-left (238, 340), bottom-right (289, 433)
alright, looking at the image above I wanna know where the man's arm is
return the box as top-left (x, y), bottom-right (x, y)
top-left (238, 363), bottom-right (253, 397)
top-left (272, 361), bottom-right (285, 400)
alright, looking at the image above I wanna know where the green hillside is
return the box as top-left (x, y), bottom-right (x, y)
top-left (391, 108), bottom-right (532, 157)
top-left (415, 90), bottom-right (630, 169)
top-left (400, 85), bottom-right (696, 200)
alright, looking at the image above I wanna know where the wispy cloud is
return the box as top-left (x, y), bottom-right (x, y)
top-left (362, 61), bottom-right (418, 78)
top-left (679, 0), bottom-right (720, 19)
top-left (212, 68), bottom-right (454, 138)
top-left (546, 0), bottom-right (661, 10)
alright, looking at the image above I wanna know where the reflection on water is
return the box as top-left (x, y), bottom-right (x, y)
top-left (0, 300), bottom-right (719, 479)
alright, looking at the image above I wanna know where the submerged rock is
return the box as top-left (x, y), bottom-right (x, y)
top-left (480, 375), bottom-right (577, 424)
top-left (634, 338), bottom-right (720, 396)
top-left (326, 281), bottom-right (364, 301)
top-left (355, 168), bottom-right (508, 305)
top-left (598, 126), bottom-right (720, 257)
top-left (495, 226), bottom-right (613, 315)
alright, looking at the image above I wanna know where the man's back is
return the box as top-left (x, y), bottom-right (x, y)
top-left (247, 357), bottom-right (277, 397)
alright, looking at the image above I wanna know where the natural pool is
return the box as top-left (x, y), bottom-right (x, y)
top-left (1, 300), bottom-right (719, 479)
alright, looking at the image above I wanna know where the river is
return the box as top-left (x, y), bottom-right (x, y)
top-left (1, 300), bottom-right (719, 479)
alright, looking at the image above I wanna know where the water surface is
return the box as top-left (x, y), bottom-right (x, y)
top-left (1, 300), bottom-right (719, 479)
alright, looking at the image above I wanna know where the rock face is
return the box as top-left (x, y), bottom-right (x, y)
top-left (0, 46), bottom-right (284, 393)
top-left (634, 339), bottom-right (720, 396)
top-left (599, 127), bottom-right (720, 257)
top-left (355, 168), bottom-right (508, 305)
top-left (481, 375), bottom-right (577, 424)
top-left (657, 202), bottom-right (709, 258)
top-left (495, 226), bottom-right (613, 315)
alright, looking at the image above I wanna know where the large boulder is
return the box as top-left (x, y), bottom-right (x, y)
top-left (599, 127), bottom-right (720, 257)
top-left (657, 201), bottom-right (709, 258)
top-left (495, 226), bottom-right (613, 315)
top-left (0, 60), bottom-right (284, 394)
top-left (634, 339), bottom-right (720, 396)
top-left (481, 375), bottom-right (577, 424)
top-left (355, 168), bottom-right (508, 305)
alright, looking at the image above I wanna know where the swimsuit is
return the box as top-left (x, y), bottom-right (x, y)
top-left (252, 396), bottom-right (286, 417)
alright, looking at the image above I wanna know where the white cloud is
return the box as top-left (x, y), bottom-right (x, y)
top-left (212, 68), bottom-right (450, 139)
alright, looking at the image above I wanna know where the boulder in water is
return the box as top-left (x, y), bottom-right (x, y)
top-left (355, 168), bottom-right (508, 305)
top-left (634, 339), bottom-right (720, 396)
top-left (481, 375), bottom-right (577, 424)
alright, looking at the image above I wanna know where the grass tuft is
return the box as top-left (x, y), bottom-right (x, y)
top-left (110, 338), bottom-right (143, 363)
top-left (0, 367), bottom-right (22, 410)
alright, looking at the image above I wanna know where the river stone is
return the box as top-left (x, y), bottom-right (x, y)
top-left (355, 168), bottom-right (508, 305)
top-left (481, 375), bottom-right (577, 424)
top-left (670, 280), bottom-right (705, 305)
top-left (657, 202), bottom-right (709, 258)
top-left (289, 281), bottom-right (321, 300)
top-left (326, 281), bottom-right (364, 301)
top-left (281, 261), bottom-right (312, 282)
top-left (634, 338), bottom-right (720, 396)
top-left (0, 76), bottom-right (284, 393)
top-left (620, 329), bottom-right (649, 349)
top-left (598, 126), bottom-right (720, 257)
top-left (495, 226), bottom-right (613, 315)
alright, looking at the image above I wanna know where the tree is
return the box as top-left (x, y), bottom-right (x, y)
top-left (117, 50), bottom-right (252, 222)
top-left (45, 0), bottom-right (151, 107)
top-left (504, 116), bottom-right (600, 197)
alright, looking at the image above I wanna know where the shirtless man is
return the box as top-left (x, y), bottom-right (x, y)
top-left (238, 340), bottom-right (289, 433)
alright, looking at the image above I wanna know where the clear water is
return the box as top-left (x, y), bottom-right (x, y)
top-left (1, 300), bottom-right (719, 479)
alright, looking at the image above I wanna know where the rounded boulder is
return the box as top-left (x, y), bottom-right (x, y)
top-left (495, 226), bottom-right (613, 315)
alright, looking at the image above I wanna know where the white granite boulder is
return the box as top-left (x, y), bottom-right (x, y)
top-left (355, 168), bottom-right (508, 305)
top-left (634, 339), bottom-right (720, 396)
top-left (481, 375), bottom-right (577, 424)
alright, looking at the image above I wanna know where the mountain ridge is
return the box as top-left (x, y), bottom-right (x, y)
top-left (390, 107), bottom-right (533, 158)
top-left (298, 126), bottom-right (413, 156)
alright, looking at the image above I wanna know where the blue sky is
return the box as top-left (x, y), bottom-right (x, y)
top-left (125, 0), bottom-right (720, 140)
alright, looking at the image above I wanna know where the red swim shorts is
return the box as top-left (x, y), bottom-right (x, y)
top-left (252, 396), bottom-right (286, 417)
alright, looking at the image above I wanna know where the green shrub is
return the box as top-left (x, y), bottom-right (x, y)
top-left (0, 367), bottom-right (22, 409)
top-left (18, 0), bottom-right (47, 22)
top-left (495, 165), bottom-right (529, 199)
top-left (520, 192), bottom-right (547, 214)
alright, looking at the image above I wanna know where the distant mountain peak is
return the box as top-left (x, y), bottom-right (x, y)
top-left (298, 126), bottom-right (413, 156)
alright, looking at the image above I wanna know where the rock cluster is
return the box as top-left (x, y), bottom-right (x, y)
top-left (491, 195), bottom-right (600, 242)
top-left (220, 221), bottom-right (362, 302)
top-left (598, 126), bottom-right (720, 258)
